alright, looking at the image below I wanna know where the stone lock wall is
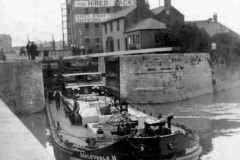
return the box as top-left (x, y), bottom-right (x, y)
top-left (212, 63), bottom-right (240, 92)
top-left (119, 53), bottom-right (214, 103)
top-left (0, 61), bottom-right (45, 113)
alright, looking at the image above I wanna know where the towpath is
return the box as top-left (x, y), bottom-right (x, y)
top-left (0, 99), bottom-right (54, 160)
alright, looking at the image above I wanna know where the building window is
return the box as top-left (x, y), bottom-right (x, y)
top-left (106, 8), bottom-right (111, 13)
top-left (117, 39), bottom-right (120, 51)
top-left (110, 22), bottom-right (113, 32)
top-left (94, 8), bottom-right (99, 14)
top-left (166, 10), bottom-right (170, 15)
top-left (128, 36), bottom-right (131, 45)
top-left (85, 38), bottom-right (90, 43)
top-left (136, 35), bottom-right (139, 44)
top-left (85, 23), bottom-right (89, 29)
top-left (95, 37), bottom-right (100, 44)
top-left (117, 19), bottom-right (120, 31)
top-left (105, 24), bottom-right (107, 34)
top-left (95, 23), bottom-right (100, 29)
top-left (84, 8), bottom-right (89, 14)
top-left (133, 34), bottom-right (136, 45)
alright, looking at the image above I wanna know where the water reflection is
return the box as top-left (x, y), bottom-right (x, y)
top-left (17, 87), bottom-right (240, 160)
top-left (137, 87), bottom-right (240, 159)
top-left (16, 112), bottom-right (55, 159)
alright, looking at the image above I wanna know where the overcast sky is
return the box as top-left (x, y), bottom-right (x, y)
top-left (1, 0), bottom-right (239, 46)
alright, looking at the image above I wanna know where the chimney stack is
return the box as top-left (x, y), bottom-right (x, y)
top-left (136, 0), bottom-right (147, 22)
top-left (146, 1), bottom-right (150, 9)
top-left (164, 0), bottom-right (171, 8)
top-left (137, 0), bottom-right (145, 7)
top-left (213, 14), bottom-right (218, 23)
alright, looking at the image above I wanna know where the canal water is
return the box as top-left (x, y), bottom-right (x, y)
top-left (17, 87), bottom-right (240, 160)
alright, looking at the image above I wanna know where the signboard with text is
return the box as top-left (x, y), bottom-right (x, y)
top-left (74, 0), bottom-right (136, 8)
top-left (75, 14), bottom-right (113, 22)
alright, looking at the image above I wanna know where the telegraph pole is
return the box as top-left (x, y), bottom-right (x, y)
top-left (27, 34), bottom-right (30, 43)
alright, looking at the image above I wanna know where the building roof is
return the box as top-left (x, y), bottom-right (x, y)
top-left (186, 19), bottom-right (234, 37)
top-left (125, 18), bottom-right (166, 33)
top-left (151, 6), bottom-right (184, 17)
top-left (186, 19), bottom-right (213, 27)
top-left (151, 6), bottom-right (165, 15)
top-left (104, 6), bottom-right (137, 23)
top-left (0, 34), bottom-right (11, 40)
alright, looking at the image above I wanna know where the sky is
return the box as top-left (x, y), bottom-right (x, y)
top-left (1, 0), bottom-right (240, 46)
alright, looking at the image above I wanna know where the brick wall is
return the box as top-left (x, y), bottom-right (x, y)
top-left (0, 61), bottom-right (45, 113)
top-left (140, 30), bottom-right (160, 49)
top-left (156, 7), bottom-right (184, 25)
top-left (119, 53), bottom-right (213, 103)
top-left (102, 18), bottom-right (125, 52)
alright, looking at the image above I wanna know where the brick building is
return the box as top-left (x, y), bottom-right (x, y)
top-left (125, 18), bottom-right (166, 50)
top-left (0, 34), bottom-right (12, 53)
top-left (66, 0), bottom-right (136, 53)
top-left (102, 0), bottom-right (165, 52)
top-left (151, 0), bottom-right (184, 26)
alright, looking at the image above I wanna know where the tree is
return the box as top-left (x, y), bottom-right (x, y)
top-left (155, 23), bottom-right (211, 53)
top-left (211, 32), bottom-right (240, 66)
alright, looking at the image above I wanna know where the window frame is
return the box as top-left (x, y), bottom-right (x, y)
top-left (133, 34), bottom-right (136, 45)
top-left (95, 37), bottom-right (101, 44)
top-left (128, 36), bottom-right (131, 45)
top-left (106, 8), bottom-right (111, 13)
top-left (117, 19), bottom-right (120, 31)
top-left (136, 35), bottom-right (140, 44)
top-left (84, 8), bottom-right (89, 14)
top-left (110, 22), bottom-right (113, 32)
top-left (117, 39), bottom-right (120, 51)
top-left (85, 23), bottom-right (90, 29)
top-left (95, 23), bottom-right (100, 29)
top-left (94, 8), bottom-right (99, 14)
top-left (85, 37), bottom-right (91, 43)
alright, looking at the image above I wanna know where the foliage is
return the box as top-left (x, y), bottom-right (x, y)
top-left (156, 23), bottom-right (211, 53)
top-left (211, 32), bottom-right (240, 66)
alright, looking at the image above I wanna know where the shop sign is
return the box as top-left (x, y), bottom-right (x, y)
top-left (75, 14), bottom-right (113, 22)
top-left (74, 0), bottom-right (136, 8)
top-left (75, 0), bottom-right (114, 7)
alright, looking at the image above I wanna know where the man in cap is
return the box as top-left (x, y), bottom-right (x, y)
top-left (53, 88), bottom-right (62, 111)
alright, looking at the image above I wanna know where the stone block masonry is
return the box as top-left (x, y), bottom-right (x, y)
top-left (213, 64), bottom-right (240, 92)
top-left (0, 61), bottom-right (45, 113)
top-left (119, 53), bottom-right (214, 103)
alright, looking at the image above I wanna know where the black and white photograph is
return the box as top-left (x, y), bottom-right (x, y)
top-left (1, 0), bottom-right (240, 160)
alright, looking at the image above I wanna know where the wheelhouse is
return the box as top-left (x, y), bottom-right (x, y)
top-left (62, 72), bottom-right (106, 98)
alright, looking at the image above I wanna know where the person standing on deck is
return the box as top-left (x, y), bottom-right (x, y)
top-left (53, 89), bottom-right (62, 111)
top-left (26, 42), bottom-right (31, 60)
top-left (72, 98), bottom-right (80, 125)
